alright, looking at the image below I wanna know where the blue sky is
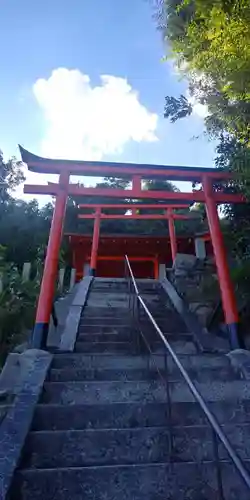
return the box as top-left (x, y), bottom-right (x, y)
top-left (0, 0), bottom-right (216, 195)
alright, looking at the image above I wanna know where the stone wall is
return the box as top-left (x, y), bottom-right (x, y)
top-left (169, 253), bottom-right (220, 327)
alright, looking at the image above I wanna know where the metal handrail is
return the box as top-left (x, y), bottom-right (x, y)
top-left (124, 254), bottom-right (250, 491)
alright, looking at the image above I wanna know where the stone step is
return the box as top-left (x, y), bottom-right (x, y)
top-left (22, 427), bottom-right (170, 468)
top-left (74, 340), bottom-right (198, 355)
top-left (41, 380), bottom-right (168, 405)
top-left (48, 365), bottom-right (239, 383)
top-left (82, 308), bottom-right (131, 318)
top-left (33, 400), bottom-right (250, 432)
top-left (79, 318), bottom-right (132, 326)
top-left (48, 368), bottom-right (160, 382)
top-left (170, 379), bottom-right (250, 403)
top-left (42, 378), bottom-right (250, 405)
top-left (79, 318), bottom-right (189, 333)
top-left (12, 462), bottom-right (249, 500)
top-left (77, 332), bottom-right (133, 343)
top-left (52, 353), bottom-right (230, 371)
top-left (76, 332), bottom-right (192, 344)
top-left (74, 341), bottom-right (135, 354)
top-left (24, 424), bottom-right (250, 468)
top-left (78, 324), bottom-right (132, 335)
top-left (33, 402), bottom-right (169, 431)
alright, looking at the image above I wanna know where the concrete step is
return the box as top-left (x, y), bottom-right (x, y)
top-left (41, 380), bottom-right (168, 405)
top-left (12, 462), bottom-right (248, 500)
top-left (33, 400), bottom-right (250, 432)
top-left (48, 365), bottom-right (239, 383)
top-left (33, 402), bottom-right (169, 431)
top-left (74, 340), bottom-right (198, 355)
top-left (52, 352), bottom-right (230, 371)
top-left (22, 427), bottom-right (170, 468)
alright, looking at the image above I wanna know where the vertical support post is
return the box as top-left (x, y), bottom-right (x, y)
top-left (167, 208), bottom-right (177, 265)
top-left (202, 177), bottom-right (242, 349)
top-left (33, 170), bottom-right (69, 349)
top-left (132, 175), bottom-right (141, 196)
top-left (89, 207), bottom-right (101, 276)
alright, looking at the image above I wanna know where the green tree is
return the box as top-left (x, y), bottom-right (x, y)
top-left (0, 150), bottom-right (25, 203)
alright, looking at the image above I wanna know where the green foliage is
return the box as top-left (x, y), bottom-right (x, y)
top-left (159, 0), bottom-right (250, 159)
top-left (0, 263), bottom-right (41, 365)
top-left (0, 150), bottom-right (25, 203)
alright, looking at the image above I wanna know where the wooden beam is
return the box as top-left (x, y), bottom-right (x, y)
top-left (78, 214), bottom-right (195, 220)
top-left (78, 203), bottom-right (191, 209)
top-left (23, 183), bottom-right (245, 203)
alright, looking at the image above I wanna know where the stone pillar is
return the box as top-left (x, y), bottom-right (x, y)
top-left (159, 263), bottom-right (166, 280)
top-left (195, 238), bottom-right (206, 259)
top-left (58, 268), bottom-right (65, 291)
top-left (22, 262), bottom-right (31, 282)
top-left (84, 263), bottom-right (90, 277)
top-left (70, 268), bottom-right (76, 290)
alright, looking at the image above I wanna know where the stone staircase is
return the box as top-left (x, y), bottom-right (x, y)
top-left (9, 278), bottom-right (250, 499)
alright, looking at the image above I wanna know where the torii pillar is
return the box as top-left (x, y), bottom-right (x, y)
top-left (167, 208), bottom-right (177, 264)
top-left (202, 177), bottom-right (243, 349)
top-left (33, 171), bottom-right (69, 349)
top-left (89, 207), bottom-right (101, 276)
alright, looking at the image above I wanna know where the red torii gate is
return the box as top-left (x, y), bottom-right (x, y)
top-left (19, 146), bottom-right (245, 350)
top-left (78, 203), bottom-right (198, 273)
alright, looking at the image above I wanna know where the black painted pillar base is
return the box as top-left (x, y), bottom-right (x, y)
top-left (228, 322), bottom-right (245, 350)
top-left (89, 268), bottom-right (96, 276)
top-left (32, 322), bottom-right (49, 350)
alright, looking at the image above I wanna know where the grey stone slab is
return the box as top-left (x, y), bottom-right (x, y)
top-left (59, 277), bottom-right (93, 352)
top-left (0, 349), bottom-right (52, 499)
top-left (11, 462), bottom-right (220, 500)
top-left (32, 402), bottom-right (168, 431)
top-left (59, 305), bottom-right (82, 352)
top-left (72, 276), bottom-right (93, 306)
top-left (47, 283), bottom-right (81, 348)
top-left (23, 427), bottom-right (170, 468)
top-left (41, 380), bottom-right (168, 405)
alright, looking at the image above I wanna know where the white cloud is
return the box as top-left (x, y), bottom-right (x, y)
top-left (189, 97), bottom-right (209, 119)
top-left (33, 68), bottom-right (158, 160)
